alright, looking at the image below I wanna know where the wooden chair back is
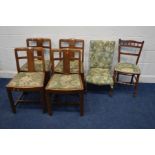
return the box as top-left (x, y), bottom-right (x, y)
top-left (118, 39), bottom-right (144, 64)
top-left (26, 38), bottom-right (51, 57)
top-left (15, 47), bottom-right (45, 72)
top-left (51, 48), bottom-right (82, 74)
top-left (59, 39), bottom-right (84, 62)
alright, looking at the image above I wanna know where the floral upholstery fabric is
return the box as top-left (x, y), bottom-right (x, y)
top-left (54, 60), bottom-right (84, 73)
top-left (114, 63), bottom-right (141, 74)
top-left (86, 41), bottom-right (115, 88)
top-left (86, 68), bottom-right (114, 88)
top-left (89, 41), bottom-right (115, 69)
top-left (46, 74), bottom-right (83, 90)
top-left (7, 72), bottom-right (45, 88)
top-left (20, 60), bottom-right (51, 72)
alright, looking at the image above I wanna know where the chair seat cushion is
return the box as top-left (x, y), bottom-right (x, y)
top-left (86, 68), bottom-right (113, 86)
top-left (7, 72), bottom-right (45, 88)
top-left (20, 60), bottom-right (51, 72)
top-left (46, 74), bottom-right (83, 91)
top-left (114, 63), bottom-right (141, 74)
top-left (54, 60), bottom-right (84, 73)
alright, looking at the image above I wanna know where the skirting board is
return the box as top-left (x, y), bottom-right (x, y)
top-left (0, 70), bottom-right (17, 78)
top-left (0, 70), bottom-right (155, 83)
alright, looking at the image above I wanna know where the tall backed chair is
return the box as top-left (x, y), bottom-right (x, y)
top-left (6, 47), bottom-right (46, 113)
top-left (20, 38), bottom-right (52, 82)
top-left (86, 40), bottom-right (115, 95)
top-left (114, 39), bottom-right (144, 96)
top-left (55, 39), bottom-right (85, 86)
top-left (45, 48), bottom-right (84, 116)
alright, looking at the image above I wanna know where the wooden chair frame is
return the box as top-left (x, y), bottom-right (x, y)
top-left (6, 47), bottom-right (46, 113)
top-left (114, 39), bottom-right (144, 96)
top-left (59, 38), bottom-right (84, 62)
top-left (59, 38), bottom-right (85, 89)
top-left (46, 48), bottom-right (84, 116)
top-left (26, 38), bottom-right (52, 56)
top-left (26, 38), bottom-right (52, 82)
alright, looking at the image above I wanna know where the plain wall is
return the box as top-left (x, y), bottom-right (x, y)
top-left (0, 26), bottom-right (155, 82)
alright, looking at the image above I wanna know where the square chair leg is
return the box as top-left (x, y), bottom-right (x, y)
top-left (46, 93), bottom-right (52, 116)
top-left (7, 89), bottom-right (16, 113)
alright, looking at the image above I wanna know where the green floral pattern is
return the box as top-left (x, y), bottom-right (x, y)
top-left (20, 60), bottom-right (51, 72)
top-left (89, 41), bottom-right (115, 68)
top-left (46, 74), bottom-right (83, 90)
top-left (7, 72), bottom-right (45, 88)
top-left (54, 60), bottom-right (84, 73)
top-left (115, 63), bottom-right (141, 74)
top-left (86, 68), bottom-right (114, 87)
top-left (86, 41), bottom-right (115, 87)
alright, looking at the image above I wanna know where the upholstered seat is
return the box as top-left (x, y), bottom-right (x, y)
top-left (54, 60), bottom-right (84, 73)
top-left (86, 68), bottom-right (113, 87)
top-left (46, 74), bottom-right (83, 91)
top-left (114, 62), bottom-right (141, 74)
top-left (86, 41), bottom-right (115, 89)
top-left (20, 60), bottom-right (51, 72)
top-left (7, 72), bottom-right (45, 88)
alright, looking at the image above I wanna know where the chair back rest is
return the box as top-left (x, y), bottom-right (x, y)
top-left (15, 47), bottom-right (45, 72)
top-left (51, 48), bottom-right (82, 74)
top-left (118, 39), bottom-right (144, 64)
top-left (59, 39), bottom-right (84, 62)
top-left (89, 40), bottom-right (115, 69)
top-left (26, 38), bottom-right (51, 58)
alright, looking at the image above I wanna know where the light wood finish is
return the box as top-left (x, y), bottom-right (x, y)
top-left (114, 39), bottom-right (144, 96)
top-left (46, 48), bottom-right (84, 116)
top-left (6, 47), bottom-right (46, 113)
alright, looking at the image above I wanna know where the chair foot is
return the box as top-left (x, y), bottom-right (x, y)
top-left (133, 88), bottom-right (138, 97)
top-left (12, 107), bottom-right (16, 113)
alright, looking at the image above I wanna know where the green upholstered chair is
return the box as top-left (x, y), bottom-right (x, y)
top-left (86, 40), bottom-right (115, 95)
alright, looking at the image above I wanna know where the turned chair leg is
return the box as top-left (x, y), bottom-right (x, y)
top-left (79, 93), bottom-right (84, 116)
top-left (46, 93), bottom-right (52, 116)
top-left (133, 74), bottom-right (140, 97)
top-left (7, 89), bottom-right (16, 113)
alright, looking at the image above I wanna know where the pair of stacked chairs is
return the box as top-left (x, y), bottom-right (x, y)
top-left (6, 38), bottom-right (84, 116)
top-left (6, 38), bottom-right (144, 116)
